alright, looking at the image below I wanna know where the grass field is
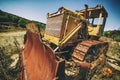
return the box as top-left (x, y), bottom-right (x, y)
top-left (0, 31), bottom-right (120, 80)
top-left (0, 31), bottom-right (26, 80)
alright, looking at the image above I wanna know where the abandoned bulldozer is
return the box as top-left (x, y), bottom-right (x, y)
top-left (21, 4), bottom-right (108, 80)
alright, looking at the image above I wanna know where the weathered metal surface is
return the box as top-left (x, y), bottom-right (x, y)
top-left (90, 53), bottom-right (106, 70)
top-left (21, 25), bottom-right (65, 80)
top-left (72, 40), bottom-right (108, 80)
top-left (45, 14), bottom-right (63, 38)
top-left (44, 7), bottom-right (85, 46)
top-left (74, 61), bottom-right (91, 80)
top-left (72, 40), bottom-right (108, 62)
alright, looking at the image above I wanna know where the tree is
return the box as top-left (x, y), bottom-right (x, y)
top-left (12, 16), bottom-right (19, 23)
top-left (18, 18), bottom-right (26, 28)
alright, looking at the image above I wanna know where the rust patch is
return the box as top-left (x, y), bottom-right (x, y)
top-left (72, 40), bottom-right (108, 79)
top-left (21, 30), bottom-right (65, 80)
top-left (72, 40), bottom-right (108, 62)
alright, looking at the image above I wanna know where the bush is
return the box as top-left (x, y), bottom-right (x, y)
top-left (103, 30), bottom-right (120, 42)
top-left (0, 43), bottom-right (21, 80)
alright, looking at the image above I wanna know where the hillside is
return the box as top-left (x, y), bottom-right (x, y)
top-left (0, 10), bottom-right (46, 32)
top-left (103, 30), bottom-right (120, 42)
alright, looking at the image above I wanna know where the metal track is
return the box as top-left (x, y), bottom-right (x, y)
top-left (72, 40), bottom-right (108, 80)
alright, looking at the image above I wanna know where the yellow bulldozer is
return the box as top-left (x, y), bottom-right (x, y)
top-left (21, 4), bottom-right (108, 80)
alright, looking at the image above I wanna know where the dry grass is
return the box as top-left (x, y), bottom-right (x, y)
top-left (0, 32), bottom-right (120, 80)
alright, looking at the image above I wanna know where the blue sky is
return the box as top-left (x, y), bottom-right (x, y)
top-left (0, 0), bottom-right (120, 31)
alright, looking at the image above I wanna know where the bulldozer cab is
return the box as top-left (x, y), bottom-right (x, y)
top-left (44, 5), bottom-right (108, 46)
top-left (44, 7), bottom-right (86, 46)
top-left (77, 4), bottom-right (108, 37)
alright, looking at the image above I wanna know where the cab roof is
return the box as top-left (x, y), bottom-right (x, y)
top-left (76, 4), bottom-right (108, 18)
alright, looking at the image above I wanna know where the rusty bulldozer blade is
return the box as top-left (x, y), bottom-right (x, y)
top-left (20, 23), bottom-right (65, 80)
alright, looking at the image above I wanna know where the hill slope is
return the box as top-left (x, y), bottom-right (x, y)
top-left (0, 10), bottom-right (45, 31)
top-left (103, 30), bottom-right (120, 42)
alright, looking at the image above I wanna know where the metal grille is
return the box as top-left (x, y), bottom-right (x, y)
top-left (45, 14), bottom-right (63, 38)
